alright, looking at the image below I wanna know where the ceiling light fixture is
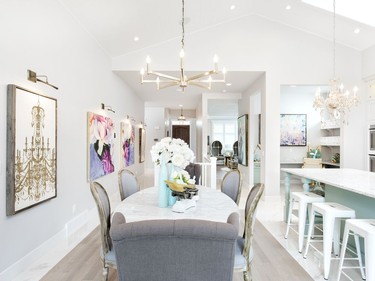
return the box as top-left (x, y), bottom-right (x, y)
top-left (178, 105), bottom-right (186, 121)
top-left (354, 28), bottom-right (360, 34)
top-left (140, 0), bottom-right (226, 92)
top-left (230, 5), bottom-right (236, 10)
top-left (313, 0), bottom-right (359, 124)
top-left (134, 36), bottom-right (139, 41)
top-left (285, 5), bottom-right (292, 10)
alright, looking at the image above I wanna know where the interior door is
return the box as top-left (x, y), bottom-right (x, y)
top-left (172, 125), bottom-right (190, 146)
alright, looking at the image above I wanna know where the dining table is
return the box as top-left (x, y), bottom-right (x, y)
top-left (115, 186), bottom-right (239, 223)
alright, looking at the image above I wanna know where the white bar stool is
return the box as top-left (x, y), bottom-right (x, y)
top-left (303, 202), bottom-right (359, 280)
top-left (284, 192), bottom-right (325, 253)
top-left (337, 219), bottom-right (374, 281)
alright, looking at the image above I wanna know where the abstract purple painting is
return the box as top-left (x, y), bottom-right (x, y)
top-left (121, 121), bottom-right (135, 167)
top-left (87, 112), bottom-right (115, 181)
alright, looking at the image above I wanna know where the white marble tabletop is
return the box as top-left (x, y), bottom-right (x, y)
top-left (281, 168), bottom-right (375, 199)
top-left (115, 186), bottom-right (239, 223)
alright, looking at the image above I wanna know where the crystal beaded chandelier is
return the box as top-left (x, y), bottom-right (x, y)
top-left (313, 0), bottom-right (359, 124)
top-left (140, 0), bottom-right (226, 91)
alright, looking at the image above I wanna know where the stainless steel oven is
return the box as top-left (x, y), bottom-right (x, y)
top-left (370, 125), bottom-right (375, 153)
top-left (370, 154), bottom-right (375, 173)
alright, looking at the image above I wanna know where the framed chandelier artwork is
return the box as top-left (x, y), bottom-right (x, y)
top-left (120, 121), bottom-right (135, 167)
top-left (6, 85), bottom-right (57, 215)
top-left (87, 112), bottom-right (115, 181)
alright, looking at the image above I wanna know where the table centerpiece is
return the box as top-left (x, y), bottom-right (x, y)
top-left (150, 137), bottom-right (195, 208)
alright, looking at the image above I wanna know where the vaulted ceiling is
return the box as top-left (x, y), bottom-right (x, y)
top-left (59, 0), bottom-right (375, 109)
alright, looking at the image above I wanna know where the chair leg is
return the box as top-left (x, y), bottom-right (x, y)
top-left (103, 264), bottom-right (109, 281)
top-left (353, 233), bottom-right (365, 280)
top-left (243, 270), bottom-right (249, 281)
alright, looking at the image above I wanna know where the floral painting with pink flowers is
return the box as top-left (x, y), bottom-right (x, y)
top-left (120, 122), bottom-right (135, 168)
top-left (87, 112), bottom-right (115, 181)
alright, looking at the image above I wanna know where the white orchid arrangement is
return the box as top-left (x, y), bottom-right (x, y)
top-left (150, 137), bottom-right (195, 169)
top-left (170, 170), bottom-right (196, 185)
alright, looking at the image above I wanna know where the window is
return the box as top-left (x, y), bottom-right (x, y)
top-left (211, 119), bottom-right (237, 152)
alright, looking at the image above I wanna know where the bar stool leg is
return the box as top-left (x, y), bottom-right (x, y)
top-left (323, 214), bottom-right (335, 280)
top-left (284, 197), bottom-right (294, 239)
top-left (353, 233), bottom-right (365, 280)
top-left (336, 225), bottom-right (350, 281)
top-left (333, 218), bottom-right (341, 257)
top-left (303, 209), bottom-right (316, 259)
top-left (366, 237), bottom-right (375, 281)
top-left (298, 200), bottom-right (308, 253)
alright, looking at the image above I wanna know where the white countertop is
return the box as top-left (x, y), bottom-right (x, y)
top-left (115, 186), bottom-right (239, 223)
top-left (281, 168), bottom-right (375, 199)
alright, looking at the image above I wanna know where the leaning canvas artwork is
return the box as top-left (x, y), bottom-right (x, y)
top-left (87, 112), bottom-right (115, 181)
top-left (6, 85), bottom-right (57, 215)
top-left (120, 121), bottom-right (135, 167)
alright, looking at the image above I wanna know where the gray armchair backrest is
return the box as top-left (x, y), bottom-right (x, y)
top-left (184, 163), bottom-right (202, 184)
top-left (90, 181), bottom-right (112, 255)
top-left (221, 169), bottom-right (242, 205)
top-left (110, 212), bottom-right (239, 281)
top-left (118, 169), bottom-right (140, 201)
top-left (243, 183), bottom-right (264, 258)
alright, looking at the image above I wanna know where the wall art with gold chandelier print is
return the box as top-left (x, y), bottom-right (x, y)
top-left (6, 85), bottom-right (57, 215)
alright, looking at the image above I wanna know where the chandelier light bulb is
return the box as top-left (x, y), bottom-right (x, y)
top-left (146, 56), bottom-right (151, 64)
top-left (213, 54), bottom-right (219, 63)
top-left (140, 68), bottom-right (145, 75)
top-left (180, 48), bottom-right (185, 58)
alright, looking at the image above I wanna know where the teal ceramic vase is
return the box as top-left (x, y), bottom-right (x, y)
top-left (158, 153), bottom-right (168, 208)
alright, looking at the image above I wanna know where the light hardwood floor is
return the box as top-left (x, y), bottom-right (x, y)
top-left (41, 219), bottom-right (313, 281)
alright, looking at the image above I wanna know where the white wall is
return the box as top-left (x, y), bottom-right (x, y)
top-left (144, 107), bottom-right (166, 170)
top-left (240, 74), bottom-right (266, 192)
top-left (0, 1), bottom-right (144, 277)
top-left (280, 85), bottom-right (323, 163)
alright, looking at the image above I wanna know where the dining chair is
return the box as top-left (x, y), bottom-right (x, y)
top-left (118, 168), bottom-right (140, 201)
top-left (221, 169), bottom-right (242, 205)
top-left (234, 183), bottom-right (265, 281)
top-left (184, 162), bottom-right (202, 184)
top-left (110, 212), bottom-right (239, 281)
top-left (89, 181), bottom-right (117, 281)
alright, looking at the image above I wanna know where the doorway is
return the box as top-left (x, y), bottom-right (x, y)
top-left (172, 125), bottom-right (190, 146)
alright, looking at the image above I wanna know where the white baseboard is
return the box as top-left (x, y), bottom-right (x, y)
top-left (0, 208), bottom-right (99, 281)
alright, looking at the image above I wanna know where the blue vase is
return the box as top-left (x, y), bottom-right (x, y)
top-left (158, 153), bottom-right (168, 208)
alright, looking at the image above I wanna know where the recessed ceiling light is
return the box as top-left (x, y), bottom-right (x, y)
top-left (354, 28), bottom-right (361, 34)
top-left (226, 83), bottom-right (232, 86)
top-left (222, 89), bottom-right (227, 93)
top-left (286, 5), bottom-right (291, 10)
top-left (133, 36), bottom-right (139, 42)
top-left (230, 5), bottom-right (236, 10)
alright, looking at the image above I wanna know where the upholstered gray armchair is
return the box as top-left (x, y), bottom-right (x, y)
top-left (234, 183), bottom-right (265, 281)
top-left (221, 169), bottom-right (242, 205)
top-left (118, 168), bottom-right (140, 201)
top-left (90, 181), bottom-right (117, 281)
top-left (110, 212), bottom-right (239, 281)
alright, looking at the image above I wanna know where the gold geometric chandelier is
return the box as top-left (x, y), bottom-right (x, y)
top-left (140, 0), bottom-right (226, 92)
top-left (313, 0), bottom-right (359, 124)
